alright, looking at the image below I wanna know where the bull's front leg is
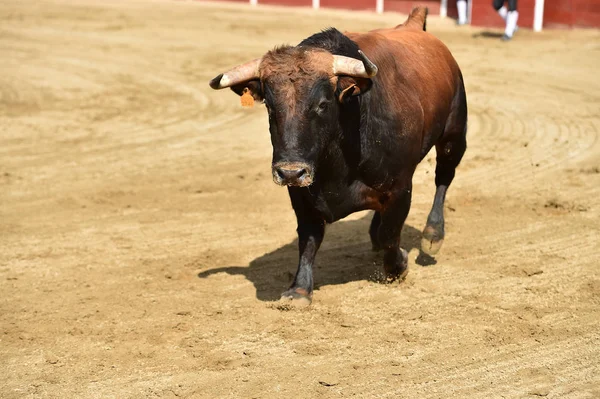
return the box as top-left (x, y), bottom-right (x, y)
top-left (377, 185), bottom-right (412, 281)
top-left (281, 188), bottom-right (325, 305)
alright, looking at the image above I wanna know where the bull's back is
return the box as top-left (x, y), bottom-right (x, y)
top-left (348, 27), bottom-right (462, 150)
top-left (354, 29), bottom-right (459, 110)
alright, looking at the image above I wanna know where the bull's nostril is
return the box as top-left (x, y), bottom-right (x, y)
top-left (295, 168), bottom-right (307, 179)
top-left (276, 168), bottom-right (287, 180)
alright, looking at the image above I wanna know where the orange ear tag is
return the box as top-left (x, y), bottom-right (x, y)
top-left (240, 87), bottom-right (254, 108)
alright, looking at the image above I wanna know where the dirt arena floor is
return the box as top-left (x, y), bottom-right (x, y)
top-left (1, 0), bottom-right (599, 397)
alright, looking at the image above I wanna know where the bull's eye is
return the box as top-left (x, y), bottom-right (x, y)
top-left (317, 100), bottom-right (329, 112)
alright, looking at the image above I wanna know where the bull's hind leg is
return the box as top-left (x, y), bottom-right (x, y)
top-left (421, 115), bottom-right (467, 256)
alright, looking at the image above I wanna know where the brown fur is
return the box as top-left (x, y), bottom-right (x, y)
top-left (259, 47), bottom-right (334, 113)
top-left (346, 16), bottom-right (461, 158)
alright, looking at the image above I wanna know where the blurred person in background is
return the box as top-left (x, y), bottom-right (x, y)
top-left (493, 0), bottom-right (519, 41)
top-left (456, 0), bottom-right (468, 26)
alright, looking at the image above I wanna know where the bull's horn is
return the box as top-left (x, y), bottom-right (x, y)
top-left (209, 58), bottom-right (262, 90)
top-left (332, 50), bottom-right (378, 78)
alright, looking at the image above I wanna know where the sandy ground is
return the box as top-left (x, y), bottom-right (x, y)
top-left (1, 0), bottom-right (599, 397)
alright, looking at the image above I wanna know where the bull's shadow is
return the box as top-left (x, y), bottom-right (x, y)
top-left (197, 212), bottom-right (435, 301)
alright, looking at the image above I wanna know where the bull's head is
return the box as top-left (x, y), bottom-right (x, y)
top-left (209, 46), bottom-right (377, 187)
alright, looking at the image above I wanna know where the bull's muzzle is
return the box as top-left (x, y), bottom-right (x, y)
top-left (272, 162), bottom-right (314, 187)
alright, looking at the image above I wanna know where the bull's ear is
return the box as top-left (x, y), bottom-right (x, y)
top-left (230, 80), bottom-right (263, 102)
top-left (337, 76), bottom-right (372, 103)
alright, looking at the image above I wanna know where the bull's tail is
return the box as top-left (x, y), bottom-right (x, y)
top-left (396, 7), bottom-right (429, 31)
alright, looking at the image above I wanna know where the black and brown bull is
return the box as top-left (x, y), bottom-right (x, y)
top-left (209, 8), bottom-right (467, 305)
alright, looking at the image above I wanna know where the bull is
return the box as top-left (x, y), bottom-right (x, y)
top-left (209, 8), bottom-right (467, 305)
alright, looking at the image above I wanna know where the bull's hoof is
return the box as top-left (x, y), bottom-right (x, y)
top-left (421, 237), bottom-right (444, 256)
top-left (384, 248), bottom-right (409, 282)
top-left (386, 267), bottom-right (409, 283)
top-left (421, 225), bottom-right (444, 256)
top-left (280, 288), bottom-right (312, 307)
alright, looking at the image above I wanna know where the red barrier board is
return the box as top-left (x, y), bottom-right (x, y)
top-left (320, 0), bottom-right (375, 10)
top-left (544, 0), bottom-right (600, 28)
top-left (447, 0), bottom-right (458, 19)
top-left (203, 0), bottom-right (600, 29)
